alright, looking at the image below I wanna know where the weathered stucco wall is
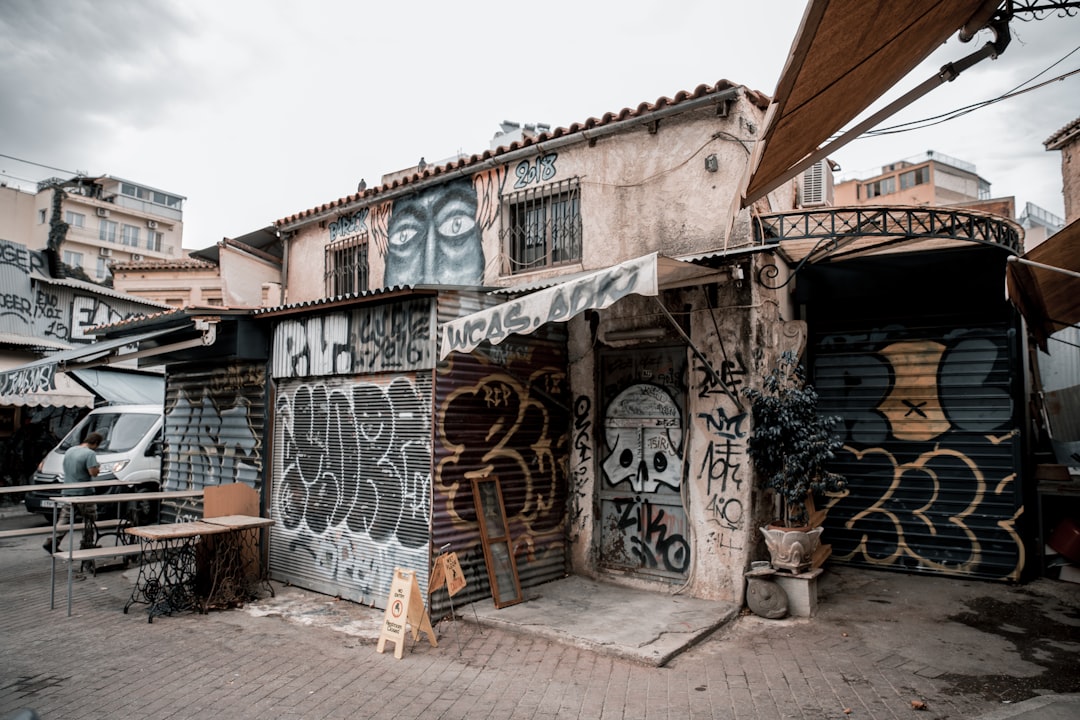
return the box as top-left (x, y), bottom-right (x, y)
top-left (564, 252), bottom-right (800, 603)
top-left (282, 89), bottom-right (768, 303)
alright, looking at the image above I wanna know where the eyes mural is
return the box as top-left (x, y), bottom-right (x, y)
top-left (384, 179), bottom-right (484, 287)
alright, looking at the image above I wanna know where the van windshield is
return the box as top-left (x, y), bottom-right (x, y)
top-left (58, 413), bottom-right (158, 454)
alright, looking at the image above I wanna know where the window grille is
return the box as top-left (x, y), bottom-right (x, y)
top-left (325, 233), bottom-right (369, 296)
top-left (500, 178), bottom-right (581, 274)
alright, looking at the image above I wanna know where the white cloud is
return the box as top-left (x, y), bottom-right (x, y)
top-left (1, 0), bottom-right (1076, 248)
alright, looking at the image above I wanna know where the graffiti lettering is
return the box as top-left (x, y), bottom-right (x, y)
top-left (70, 295), bottom-right (131, 340)
top-left (697, 406), bottom-right (747, 440)
top-left (706, 494), bottom-right (744, 530)
top-left (696, 355), bottom-right (747, 398)
top-left (273, 377), bottom-right (433, 604)
top-left (0, 365), bottom-right (54, 395)
top-left (272, 299), bottom-right (433, 379)
top-left (440, 253), bottom-right (656, 358)
top-left (700, 438), bottom-right (744, 495)
top-left (0, 240), bottom-right (46, 274)
top-left (819, 332), bottom-right (1022, 579)
top-left (512, 153), bottom-right (559, 189)
top-left (611, 496), bottom-right (690, 573)
top-left (328, 208), bottom-right (369, 243)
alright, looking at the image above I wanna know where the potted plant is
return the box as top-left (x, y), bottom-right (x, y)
top-left (742, 351), bottom-right (846, 573)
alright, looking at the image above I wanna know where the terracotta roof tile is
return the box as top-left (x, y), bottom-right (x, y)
top-left (275, 79), bottom-right (766, 227)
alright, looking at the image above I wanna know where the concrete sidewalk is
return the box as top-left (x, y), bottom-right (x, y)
top-left (3, 507), bottom-right (1079, 719)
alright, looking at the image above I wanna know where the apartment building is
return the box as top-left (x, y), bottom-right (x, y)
top-left (834, 150), bottom-right (991, 207)
top-left (12, 175), bottom-right (185, 282)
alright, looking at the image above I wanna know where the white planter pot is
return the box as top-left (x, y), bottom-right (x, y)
top-left (760, 525), bottom-right (823, 573)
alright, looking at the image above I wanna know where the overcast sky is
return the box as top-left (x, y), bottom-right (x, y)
top-left (1, 1), bottom-right (1077, 250)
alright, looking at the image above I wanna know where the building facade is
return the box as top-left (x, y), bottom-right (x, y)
top-left (110, 227), bottom-right (284, 309)
top-left (834, 150), bottom-right (992, 207)
top-left (6, 175), bottom-right (185, 283)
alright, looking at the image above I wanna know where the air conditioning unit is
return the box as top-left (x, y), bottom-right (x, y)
top-left (146, 220), bottom-right (158, 229)
top-left (96, 207), bottom-right (111, 218)
top-left (131, 253), bottom-right (144, 261)
top-left (798, 159), bottom-right (834, 208)
top-left (99, 247), bottom-right (113, 257)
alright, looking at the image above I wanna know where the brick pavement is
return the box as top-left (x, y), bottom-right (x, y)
top-left (2, 512), bottom-right (1077, 719)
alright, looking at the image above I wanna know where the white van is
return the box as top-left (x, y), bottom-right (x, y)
top-left (25, 404), bottom-right (164, 521)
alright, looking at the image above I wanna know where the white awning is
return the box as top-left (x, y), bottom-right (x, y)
top-left (0, 353), bottom-right (94, 408)
top-left (439, 253), bottom-right (719, 359)
top-left (0, 325), bottom-right (201, 399)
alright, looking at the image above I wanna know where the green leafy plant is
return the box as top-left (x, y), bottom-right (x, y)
top-left (742, 351), bottom-right (846, 527)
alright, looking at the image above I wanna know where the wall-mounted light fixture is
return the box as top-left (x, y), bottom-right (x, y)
top-left (704, 154), bottom-right (719, 173)
top-left (604, 327), bottom-right (667, 342)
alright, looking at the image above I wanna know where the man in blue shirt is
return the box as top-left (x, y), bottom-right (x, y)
top-left (43, 432), bottom-right (102, 554)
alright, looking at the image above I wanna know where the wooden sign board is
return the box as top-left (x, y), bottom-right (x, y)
top-left (376, 568), bottom-right (438, 659)
top-left (429, 552), bottom-right (467, 597)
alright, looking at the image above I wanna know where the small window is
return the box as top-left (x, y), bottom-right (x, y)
top-left (900, 167), bottom-right (930, 190)
top-left (99, 219), bottom-right (118, 243)
top-left (38, 209), bottom-right (47, 223)
top-left (96, 257), bottom-right (111, 279)
top-left (325, 233), bottom-right (369, 296)
top-left (864, 176), bottom-right (897, 199)
top-left (63, 250), bottom-right (84, 268)
top-left (65, 211), bottom-right (85, 228)
top-left (500, 178), bottom-right (582, 274)
top-left (121, 224), bottom-right (140, 247)
top-left (147, 231), bottom-right (163, 252)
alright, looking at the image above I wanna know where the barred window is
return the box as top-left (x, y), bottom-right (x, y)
top-left (500, 178), bottom-right (581, 275)
top-left (324, 233), bottom-right (369, 296)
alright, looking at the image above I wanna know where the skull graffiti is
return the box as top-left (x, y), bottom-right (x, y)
top-left (601, 383), bottom-right (683, 493)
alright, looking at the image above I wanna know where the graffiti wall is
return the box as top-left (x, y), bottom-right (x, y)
top-left (270, 374), bottom-right (432, 607)
top-left (690, 348), bottom-right (751, 566)
top-left (433, 338), bottom-right (569, 610)
top-left (597, 347), bottom-right (692, 581)
top-left (0, 239), bottom-right (163, 396)
top-left (814, 326), bottom-right (1024, 580)
top-left (271, 298), bottom-right (433, 379)
top-left (162, 363), bottom-right (267, 520)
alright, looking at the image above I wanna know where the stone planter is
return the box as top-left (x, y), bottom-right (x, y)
top-left (760, 525), bottom-right (823, 573)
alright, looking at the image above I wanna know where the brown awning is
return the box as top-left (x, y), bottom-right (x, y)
top-left (1006, 218), bottom-right (1080, 350)
top-left (740, 0), bottom-right (998, 207)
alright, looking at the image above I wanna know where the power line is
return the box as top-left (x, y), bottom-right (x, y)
top-left (831, 43), bottom-right (1080, 141)
top-left (863, 66), bottom-right (1080, 137)
top-left (0, 152), bottom-right (78, 176)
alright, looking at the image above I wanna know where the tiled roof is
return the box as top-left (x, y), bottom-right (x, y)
top-left (1045, 116), bottom-right (1080, 151)
top-left (275, 80), bottom-right (767, 228)
top-left (109, 258), bottom-right (218, 271)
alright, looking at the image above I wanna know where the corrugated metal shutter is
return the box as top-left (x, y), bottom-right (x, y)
top-left (431, 329), bottom-right (570, 613)
top-left (162, 362), bottom-right (268, 522)
top-left (814, 322), bottom-right (1024, 580)
top-left (269, 373), bottom-right (433, 608)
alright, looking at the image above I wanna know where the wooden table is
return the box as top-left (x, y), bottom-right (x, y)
top-left (123, 515), bottom-right (275, 622)
top-left (49, 490), bottom-right (205, 617)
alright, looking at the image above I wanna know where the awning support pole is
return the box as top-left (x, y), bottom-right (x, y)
top-left (1007, 255), bottom-right (1080, 280)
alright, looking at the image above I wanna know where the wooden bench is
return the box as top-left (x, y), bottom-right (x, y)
top-left (0, 518), bottom-right (126, 540)
top-left (51, 544), bottom-right (145, 563)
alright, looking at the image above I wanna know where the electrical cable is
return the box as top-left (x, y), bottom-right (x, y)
top-left (828, 44), bottom-right (1080, 141)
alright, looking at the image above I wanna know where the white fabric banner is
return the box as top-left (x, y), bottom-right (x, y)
top-left (439, 252), bottom-right (659, 359)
